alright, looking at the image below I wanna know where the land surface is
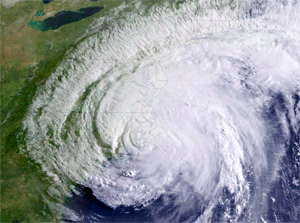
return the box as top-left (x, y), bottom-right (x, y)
top-left (0, 0), bottom-right (123, 221)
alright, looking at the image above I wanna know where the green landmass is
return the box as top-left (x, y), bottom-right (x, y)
top-left (0, 0), bottom-right (123, 221)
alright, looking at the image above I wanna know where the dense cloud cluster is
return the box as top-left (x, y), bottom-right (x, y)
top-left (21, 0), bottom-right (300, 222)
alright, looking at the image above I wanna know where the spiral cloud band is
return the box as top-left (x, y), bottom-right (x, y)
top-left (21, 0), bottom-right (300, 222)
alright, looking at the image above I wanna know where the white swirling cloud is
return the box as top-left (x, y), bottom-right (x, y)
top-left (22, 0), bottom-right (300, 222)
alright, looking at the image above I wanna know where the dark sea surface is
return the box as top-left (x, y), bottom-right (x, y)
top-left (43, 0), bottom-right (54, 4)
top-left (28, 7), bottom-right (104, 31)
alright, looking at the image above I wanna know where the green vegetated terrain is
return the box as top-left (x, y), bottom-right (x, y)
top-left (0, 0), bottom-right (171, 221)
top-left (0, 0), bottom-right (124, 222)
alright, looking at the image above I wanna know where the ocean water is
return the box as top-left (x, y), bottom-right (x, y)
top-left (21, 0), bottom-right (300, 222)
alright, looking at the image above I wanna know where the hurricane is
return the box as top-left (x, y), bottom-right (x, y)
top-left (20, 0), bottom-right (300, 222)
